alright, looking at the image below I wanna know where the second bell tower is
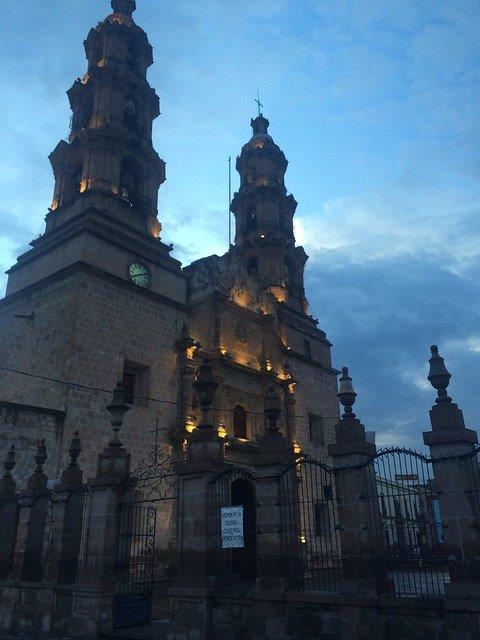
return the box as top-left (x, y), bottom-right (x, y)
top-left (231, 114), bottom-right (308, 314)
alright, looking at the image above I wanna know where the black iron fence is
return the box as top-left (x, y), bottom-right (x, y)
top-left (363, 448), bottom-right (449, 597)
top-left (0, 484), bottom-right (90, 585)
top-left (21, 492), bottom-right (55, 582)
top-left (114, 502), bottom-right (157, 628)
top-left (112, 443), bottom-right (179, 628)
top-left (0, 496), bottom-right (20, 580)
top-left (58, 486), bottom-right (90, 584)
top-left (278, 456), bottom-right (341, 592)
top-left (468, 445), bottom-right (480, 521)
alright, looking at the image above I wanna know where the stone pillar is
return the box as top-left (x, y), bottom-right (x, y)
top-left (45, 432), bottom-right (84, 585)
top-left (255, 381), bottom-right (294, 590)
top-left (69, 382), bottom-right (131, 638)
top-left (0, 446), bottom-right (19, 632)
top-left (422, 346), bottom-right (480, 585)
top-left (174, 324), bottom-right (197, 444)
top-left (170, 360), bottom-right (224, 640)
top-left (0, 446), bottom-right (18, 581)
top-left (7, 440), bottom-right (57, 633)
top-left (328, 368), bottom-right (382, 594)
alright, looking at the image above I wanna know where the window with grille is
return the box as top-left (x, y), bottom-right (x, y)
top-left (304, 340), bottom-right (312, 359)
top-left (308, 414), bottom-right (324, 445)
top-left (123, 360), bottom-right (149, 406)
top-left (233, 405), bottom-right (247, 439)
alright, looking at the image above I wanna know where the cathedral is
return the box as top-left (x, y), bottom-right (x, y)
top-left (0, 0), bottom-right (339, 483)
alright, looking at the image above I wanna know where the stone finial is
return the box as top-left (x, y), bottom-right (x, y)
top-left (60, 432), bottom-right (83, 487)
top-left (193, 360), bottom-right (219, 430)
top-left (106, 381), bottom-right (130, 446)
top-left (264, 384), bottom-right (281, 433)
top-left (338, 367), bottom-right (357, 418)
top-left (428, 345), bottom-right (452, 404)
top-left (34, 439), bottom-right (47, 474)
top-left (4, 445), bottom-right (16, 479)
top-left (68, 431), bottom-right (81, 467)
top-left (26, 439), bottom-right (48, 492)
top-left (111, 0), bottom-right (136, 16)
top-left (1, 445), bottom-right (16, 496)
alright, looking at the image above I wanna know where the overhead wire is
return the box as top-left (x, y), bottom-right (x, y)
top-left (0, 365), bottom-right (342, 422)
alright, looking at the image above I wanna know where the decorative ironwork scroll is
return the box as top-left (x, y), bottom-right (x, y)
top-left (127, 444), bottom-right (179, 503)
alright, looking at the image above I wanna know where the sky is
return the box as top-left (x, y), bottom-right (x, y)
top-left (0, 0), bottom-right (479, 449)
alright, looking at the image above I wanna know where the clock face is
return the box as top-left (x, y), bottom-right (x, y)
top-left (129, 262), bottom-right (150, 288)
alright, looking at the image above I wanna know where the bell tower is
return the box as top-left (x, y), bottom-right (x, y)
top-left (231, 114), bottom-right (308, 313)
top-left (5, 0), bottom-right (181, 299)
top-left (47, 0), bottom-right (164, 239)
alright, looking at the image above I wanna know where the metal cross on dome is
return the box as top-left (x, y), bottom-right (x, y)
top-left (255, 90), bottom-right (264, 116)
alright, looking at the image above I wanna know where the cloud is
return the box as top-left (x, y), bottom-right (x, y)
top-left (295, 182), bottom-right (480, 277)
top-left (444, 335), bottom-right (480, 354)
top-left (0, 0), bottom-right (478, 452)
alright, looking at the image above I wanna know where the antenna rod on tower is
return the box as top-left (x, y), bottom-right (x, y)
top-left (228, 156), bottom-right (232, 248)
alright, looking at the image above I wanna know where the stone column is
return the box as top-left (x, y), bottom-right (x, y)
top-left (7, 440), bottom-right (57, 633)
top-left (0, 446), bottom-right (18, 580)
top-left (45, 432), bottom-right (84, 585)
top-left (422, 346), bottom-right (480, 586)
top-left (328, 368), bottom-right (383, 594)
top-left (170, 360), bottom-right (224, 640)
top-left (255, 381), bottom-right (294, 589)
top-left (173, 324), bottom-right (197, 445)
top-left (69, 382), bottom-right (131, 638)
top-left (0, 446), bottom-right (19, 632)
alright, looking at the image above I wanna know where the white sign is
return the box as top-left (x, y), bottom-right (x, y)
top-left (221, 506), bottom-right (244, 549)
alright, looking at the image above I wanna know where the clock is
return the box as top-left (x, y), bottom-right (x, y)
top-left (129, 262), bottom-right (150, 288)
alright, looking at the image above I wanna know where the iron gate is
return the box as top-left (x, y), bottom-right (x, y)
top-left (278, 455), bottom-right (341, 591)
top-left (113, 503), bottom-right (157, 628)
top-left (113, 444), bottom-right (179, 628)
top-left (364, 447), bottom-right (449, 597)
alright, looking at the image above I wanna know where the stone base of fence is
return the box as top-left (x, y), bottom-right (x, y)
top-left (167, 586), bottom-right (480, 640)
top-left (0, 581), bottom-right (117, 638)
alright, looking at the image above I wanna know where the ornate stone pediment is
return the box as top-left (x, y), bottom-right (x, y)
top-left (186, 252), bottom-right (278, 318)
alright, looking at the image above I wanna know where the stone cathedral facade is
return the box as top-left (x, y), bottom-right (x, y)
top-left (0, 0), bottom-right (339, 484)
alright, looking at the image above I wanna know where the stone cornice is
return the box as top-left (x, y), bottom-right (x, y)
top-left (0, 400), bottom-right (66, 421)
top-left (1, 261), bottom-right (188, 313)
top-left (10, 207), bottom-right (183, 278)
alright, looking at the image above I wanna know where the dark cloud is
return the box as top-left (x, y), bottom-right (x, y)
top-left (307, 251), bottom-right (480, 448)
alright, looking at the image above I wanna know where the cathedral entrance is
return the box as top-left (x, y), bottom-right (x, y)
top-left (113, 444), bottom-right (179, 629)
top-left (209, 468), bottom-right (258, 583)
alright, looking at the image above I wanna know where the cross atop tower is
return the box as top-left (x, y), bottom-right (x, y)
top-left (255, 90), bottom-right (263, 117)
top-left (111, 0), bottom-right (136, 17)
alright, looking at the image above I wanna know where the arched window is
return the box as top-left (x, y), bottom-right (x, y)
top-left (245, 207), bottom-right (257, 232)
top-left (284, 257), bottom-right (294, 285)
top-left (247, 257), bottom-right (258, 275)
top-left (119, 156), bottom-right (142, 206)
top-left (123, 94), bottom-right (137, 131)
top-left (72, 167), bottom-right (83, 194)
top-left (233, 405), bottom-right (247, 439)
